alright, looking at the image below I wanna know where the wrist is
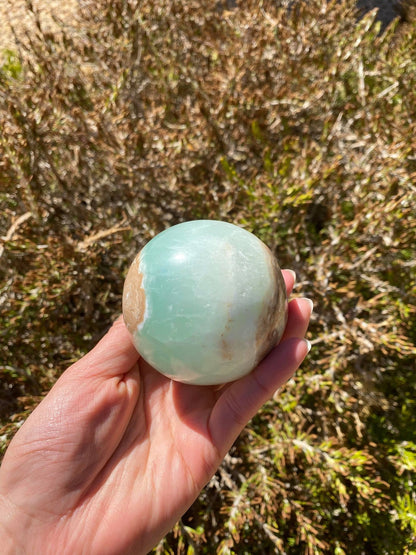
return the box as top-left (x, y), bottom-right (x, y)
top-left (0, 494), bottom-right (27, 554)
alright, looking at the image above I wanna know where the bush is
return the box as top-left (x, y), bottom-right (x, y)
top-left (1, 0), bottom-right (415, 552)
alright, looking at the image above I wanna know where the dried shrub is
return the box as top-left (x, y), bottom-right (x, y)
top-left (1, 0), bottom-right (415, 552)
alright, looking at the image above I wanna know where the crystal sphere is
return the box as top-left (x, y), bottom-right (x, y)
top-left (122, 220), bottom-right (287, 385)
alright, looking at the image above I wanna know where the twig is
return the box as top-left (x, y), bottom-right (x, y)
top-left (0, 211), bottom-right (33, 258)
top-left (76, 223), bottom-right (131, 252)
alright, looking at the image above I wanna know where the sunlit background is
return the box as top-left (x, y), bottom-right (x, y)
top-left (1, 1), bottom-right (415, 553)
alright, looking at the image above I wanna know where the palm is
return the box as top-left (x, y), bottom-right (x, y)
top-left (72, 363), bottom-right (230, 555)
top-left (0, 271), bottom-right (311, 555)
top-left (86, 362), bottom-right (228, 555)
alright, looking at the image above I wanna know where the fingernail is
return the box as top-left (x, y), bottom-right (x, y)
top-left (303, 298), bottom-right (314, 313)
top-left (304, 339), bottom-right (312, 353)
top-left (285, 269), bottom-right (297, 282)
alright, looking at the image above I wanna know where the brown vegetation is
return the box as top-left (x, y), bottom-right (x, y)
top-left (1, 0), bottom-right (415, 553)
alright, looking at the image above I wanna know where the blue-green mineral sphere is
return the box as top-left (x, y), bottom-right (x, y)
top-left (122, 220), bottom-right (287, 385)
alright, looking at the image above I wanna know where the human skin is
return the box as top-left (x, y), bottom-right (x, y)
top-left (0, 270), bottom-right (312, 555)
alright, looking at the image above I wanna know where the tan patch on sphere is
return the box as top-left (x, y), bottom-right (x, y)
top-left (122, 251), bottom-right (146, 335)
top-left (221, 337), bottom-right (233, 361)
top-left (255, 245), bottom-right (288, 364)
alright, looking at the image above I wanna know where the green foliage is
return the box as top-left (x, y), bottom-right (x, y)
top-left (0, 49), bottom-right (23, 82)
top-left (1, 0), bottom-right (416, 552)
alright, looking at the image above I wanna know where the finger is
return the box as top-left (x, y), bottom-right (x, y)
top-left (281, 297), bottom-right (313, 342)
top-left (210, 336), bottom-right (310, 454)
top-left (69, 315), bottom-right (140, 378)
top-left (282, 269), bottom-right (296, 297)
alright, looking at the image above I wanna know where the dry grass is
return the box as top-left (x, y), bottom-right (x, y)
top-left (0, 0), bottom-right (79, 51)
top-left (1, 0), bottom-right (416, 553)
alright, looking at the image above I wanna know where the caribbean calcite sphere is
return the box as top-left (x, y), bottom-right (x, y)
top-left (122, 220), bottom-right (287, 385)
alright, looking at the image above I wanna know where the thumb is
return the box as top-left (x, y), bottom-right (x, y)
top-left (69, 316), bottom-right (140, 379)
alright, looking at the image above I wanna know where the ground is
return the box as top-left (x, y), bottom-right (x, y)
top-left (0, 0), bottom-right (79, 51)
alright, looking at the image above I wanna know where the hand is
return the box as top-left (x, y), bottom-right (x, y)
top-left (0, 270), bottom-right (311, 555)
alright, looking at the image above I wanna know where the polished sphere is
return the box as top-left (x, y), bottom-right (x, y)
top-left (122, 220), bottom-right (287, 385)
